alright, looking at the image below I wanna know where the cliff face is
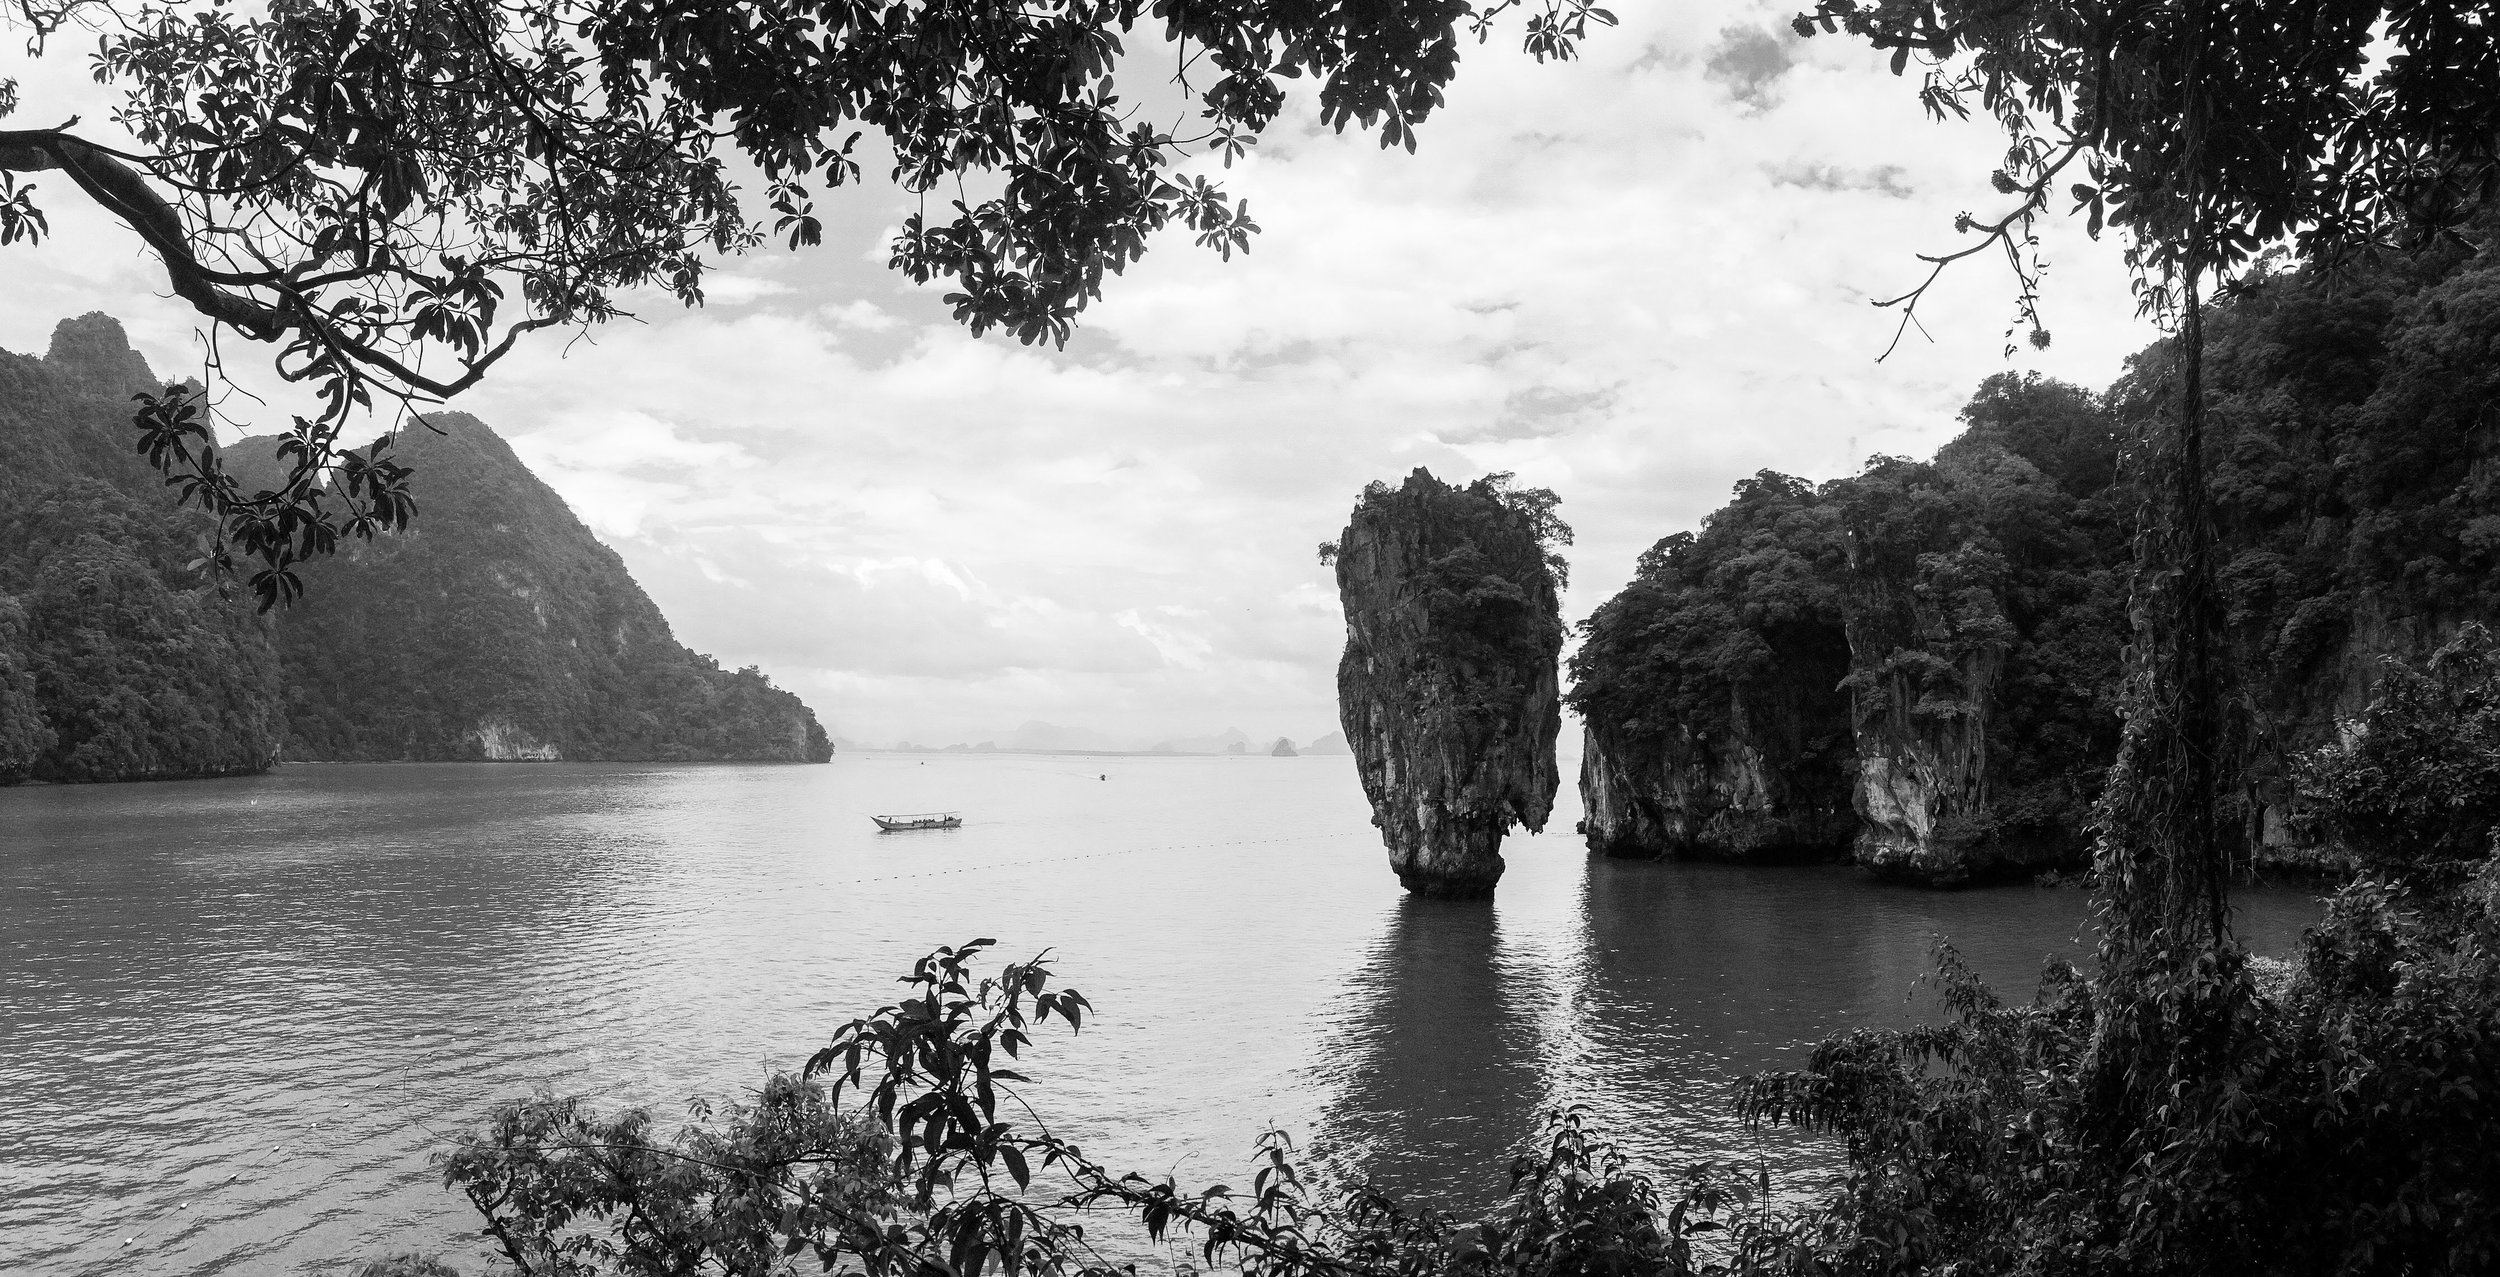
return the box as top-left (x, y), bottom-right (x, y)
top-left (0, 315), bottom-right (832, 780)
top-left (1569, 473), bottom-right (1861, 865)
top-left (1333, 469), bottom-right (1564, 897)
top-left (1839, 551), bottom-right (2012, 882)
top-left (239, 413), bottom-right (833, 764)
top-left (1578, 616), bottom-right (1857, 861)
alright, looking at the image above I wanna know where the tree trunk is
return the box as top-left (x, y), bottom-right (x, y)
top-left (2095, 268), bottom-right (2232, 960)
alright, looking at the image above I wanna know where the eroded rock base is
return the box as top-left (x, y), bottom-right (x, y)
top-left (1386, 823), bottom-right (1507, 897)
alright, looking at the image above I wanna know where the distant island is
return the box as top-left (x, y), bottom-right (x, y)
top-left (0, 315), bottom-right (832, 783)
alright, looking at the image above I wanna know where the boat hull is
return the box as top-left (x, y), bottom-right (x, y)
top-left (871, 815), bottom-right (962, 832)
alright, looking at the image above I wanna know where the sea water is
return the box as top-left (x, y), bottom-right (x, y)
top-left (0, 754), bottom-right (2324, 1274)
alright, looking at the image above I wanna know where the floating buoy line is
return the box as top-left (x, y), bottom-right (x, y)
top-left (835, 830), bottom-right (1366, 886)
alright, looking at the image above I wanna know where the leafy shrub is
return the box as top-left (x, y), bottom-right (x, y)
top-left (439, 1077), bottom-right (893, 1275)
top-left (2300, 623), bottom-right (2500, 872)
top-left (1741, 869), bottom-right (2500, 1276)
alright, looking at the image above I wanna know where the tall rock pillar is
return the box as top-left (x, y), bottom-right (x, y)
top-left (1330, 469), bottom-right (1564, 897)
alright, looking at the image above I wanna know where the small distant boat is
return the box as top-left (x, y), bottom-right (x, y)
top-left (871, 811), bottom-right (962, 833)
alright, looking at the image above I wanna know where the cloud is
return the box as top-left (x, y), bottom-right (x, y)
top-left (1767, 161), bottom-right (1917, 199)
top-left (1438, 385), bottom-right (1620, 444)
top-left (1704, 24), bottom-right (1798, 110)
top-left (696, 274), bottom-right (795, 305)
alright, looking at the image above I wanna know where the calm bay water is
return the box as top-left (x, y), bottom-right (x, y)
top-left (1, 754), bottom-right (2325, 1275)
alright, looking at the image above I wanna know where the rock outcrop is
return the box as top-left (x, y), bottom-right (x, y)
top-left (1331, 469), bottom-right (1564, 897)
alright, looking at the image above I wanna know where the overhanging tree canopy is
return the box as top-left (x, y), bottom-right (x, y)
top-left (0, 0), bottom-right (1614, 605)
top-left (1797, 0), bottom-right (2500, 1173)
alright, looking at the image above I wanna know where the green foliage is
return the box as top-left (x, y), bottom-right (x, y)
top-left (1576, 233), bottom-right (2500, 871)
top-left (2301, 624), bottom-right (2500, 872)
top-left (1483, 472), bottom-right (1576, 591)
top-left (1468, 1111), bottom-right (1792, 1277)
top-left (132, 387), bottom-right (418, 611)
top-left (1569, 471), bottom-right (1847, 750)
top-left (10, 499), bottom-right (286, 782)
top-left (442, 1080), bottom-right (894, 1275)
top-left (1339, 469), bottom-right (1568, 705)
top-left (0, 594), bottom-right (58, 783)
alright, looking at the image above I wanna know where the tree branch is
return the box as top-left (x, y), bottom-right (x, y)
top-left (0, 128), bottom-right (289, 339)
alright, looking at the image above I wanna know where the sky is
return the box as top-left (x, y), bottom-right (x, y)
top-left (2, 2), bottom-right (2168, 748)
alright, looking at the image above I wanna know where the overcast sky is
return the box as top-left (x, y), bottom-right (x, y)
top-left (4, 2), bottom-right (2164, 748)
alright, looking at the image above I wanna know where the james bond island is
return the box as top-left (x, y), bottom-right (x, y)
top-left (1326, 469), bottom-right (1566, 898)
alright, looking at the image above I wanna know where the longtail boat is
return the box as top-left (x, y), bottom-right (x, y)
top-left (871, 811), bottom-right (962, 832)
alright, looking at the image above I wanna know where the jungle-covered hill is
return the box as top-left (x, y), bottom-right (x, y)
top-left (1571, 238), bottom-right (2500, 883)
top-left (0, 315), bottom-right (831, 782)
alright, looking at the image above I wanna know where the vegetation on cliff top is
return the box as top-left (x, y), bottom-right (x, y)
top-left (1325, 470), bottom-right (1572, 686)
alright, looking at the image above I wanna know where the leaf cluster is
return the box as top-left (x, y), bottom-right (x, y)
top-left (443, 1080), bottom-right (897, 1276)
top-left (132, 385), bottom-right (415, 612)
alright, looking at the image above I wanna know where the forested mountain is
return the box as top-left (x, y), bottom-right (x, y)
top-left (237, 412), bottom-right (832, 764)
top-left (0, 315), bottom-right (831, 781)
top-left (1572, 237), bottom-right (2500, 883)
top-left (0, 314), bottom-right (283, 783)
